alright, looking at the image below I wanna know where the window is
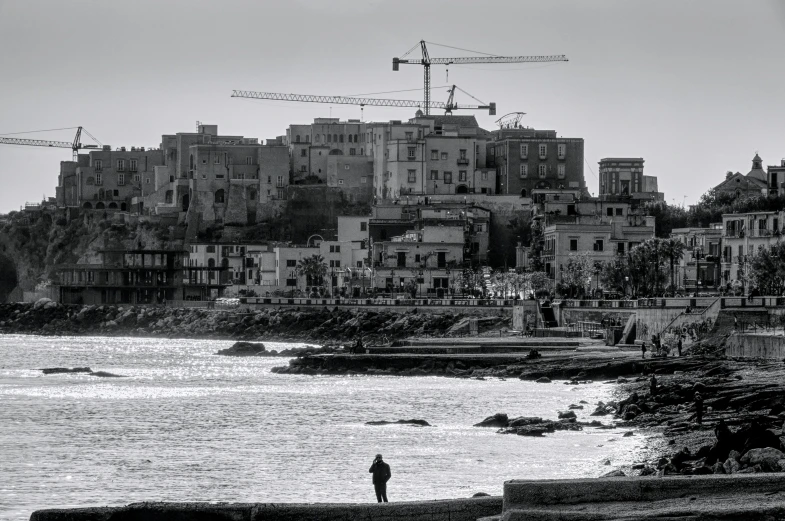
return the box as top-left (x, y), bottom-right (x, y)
top-left (300, 149), bottom-right (307, 157)
top-left (295, 135), bottom-right (300, 143)
top-left (570, 239), bottom-right (578, 251)
top-left (405, 132), bottom-right (413, 142)
top-left (315, 134), bottom-right (320, 143)
top-left (615, 208), bottom-right (623, 216)
top-left (129, 159), bottom-right (138, 172)
top-left (617, 243), bottom-right (625, 255)
top-left (277, 175), bottom-right (284, 186)
top-left (361, 176), bottom-right (367, 183)
top-left (520, 144), bottom-right (528, 159)
top-left (408, 147), bottom-right (416, 159)
top-left (430, 170), bottom-right (438, 180)
top-left (607, 208), bottom-right (614, 217)
top-left (118, 173), bottom-right (125, 186)
top-left (117, 159), bottom-right (125, 171)
top-left (339, 134), bottom-right (344, 143)
top-left (558, 144), bottom-right (566, 159)
top-left (459, 170), bottom-right (467, 182)
top-left (145, 177), bottom-right (150, 184)
top-left (538, 164), bottom-right (546, 178)
top-left (408, 170), bottom-right (416, 183)
top-left (593, 239), bottom-right (604, 252)
top-left (202, 158), bottom-right (207, 164)
top-left (415, 254), bottom-right (421, 263)
top-left (286, 259), bottom-right (297, 267)
top-left (94, 159), bottom-right (103, 171)
top-left (539, 144), bottom-right (547, 159)
top-left (397, 252), bottom-right (406, 267)
top-left (96, 173), bottom-right (102, 185)
top-left (431, 150), bottom-right (438, 160)
top-left (520, 164), bottom-right (528, 178)
top-left (441, 152), bottom-right (448, 160)
top-left (113, 189), bottom-right (119, 196)
top-left (300, 165), bottom-right (307, 172)
top-left (482, 171), bottom-right (488, 181)
top-left (214, 154), bottom-right (220, 164)
top-left (444, 171), bottom-right (453, 184)
top-left (557, 164), bottom-right (565, 178)
top-left (277, 188), bottom-right (285, 199)
top-left (326, 134), bottom-right (331, 143)
top-left (338, 179), bottom-right (344, 185)
top-left (133, 174), bottom-right (140, 182)
top-left (215, 189), bottom-right (225, 203)
top-left (349, 148), bottom-right (356, 155)
top-left (459, 149), bottom-right (467, 159)
top-left (360, 221), bottom-right (367, 231)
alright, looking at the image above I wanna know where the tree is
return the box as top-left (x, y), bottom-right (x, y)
top-left (559, 252), bottom-right (593, 298)
top-left (296, 254), bottom-right (327, 290)
top-left (599, 257), bottom-right (629, 295)
top-left (661, 238), bottom-right (686, 296)
top-left (749, 243), bottom-right (785, 295)
top-left (528, 216), bottom-right (545, 272)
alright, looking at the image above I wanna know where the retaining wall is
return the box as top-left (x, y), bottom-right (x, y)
top-left (30, 497), bottom-right (502, 521)
top-left (725, 333), bottom-right (785, 359)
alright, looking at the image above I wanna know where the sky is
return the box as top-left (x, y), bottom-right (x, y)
top-left (0, 0), bottom-right (783, 212)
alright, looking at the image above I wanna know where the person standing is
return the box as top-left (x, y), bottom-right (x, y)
top-left (677, 336), bottom-right (683, 357)
top-left (650, 374), bottom-right (657, 396)
top-left (641, 342), bottom-right (647, 360)
top-left (369, 454), bottom-right (391, 503)
top-left (694, 392), bottom-right (704, 424)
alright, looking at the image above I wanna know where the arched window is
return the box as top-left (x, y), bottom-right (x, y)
top-left (315, 134), bottom-right (320, 143)
top-left (354, 134), bottom-right (358, 143)
top-left (83, 202), bottom-right (92, 209)
top-left (306, 135), bottom-right (310, 143)
top-left (208, 258), bottom-right (216, 268)
top-left (108, 202), bottom-right (118, 209)
top-left (215, 189), bottom-right (225, 204)
top-left (95, 202), bottom-right (105, 210)
top-left (295, 135), bottom-right (301, 143)
top-left (333, 134), bottom-right (338, 142)
top-left (347, 135), bottom-right (352, 143)
top-left (521, 189), bottom-right (528, 197)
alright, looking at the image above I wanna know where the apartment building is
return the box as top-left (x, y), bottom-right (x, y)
top-left (721, 211), bottom-right (785, 290)
top-left (767, 158), bottom-right (785, 196)
top-left (670, 225), bottom-right (723, 291)
top-left (490, 128), bottom-right (585, 198)
top-left (539, 195), bottom-right (655, 282)
top-left (286, 118), bottom-right (370, 185)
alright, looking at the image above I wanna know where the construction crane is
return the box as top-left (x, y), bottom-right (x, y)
top-left (393, 40), bottom-right (568, 115)
top-left (231, 85), bottom-right (495, 118)
top-left (0, 126), bottom-right (101, 160)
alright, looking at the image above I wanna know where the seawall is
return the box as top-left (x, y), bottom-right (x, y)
top-left (726, 333), bottom-right (785, 359)
top-left (30, 497), bottom-right (502, 521)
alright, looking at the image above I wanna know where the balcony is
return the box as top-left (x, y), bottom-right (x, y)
top-left (457, 158), bottom-right (470, 166)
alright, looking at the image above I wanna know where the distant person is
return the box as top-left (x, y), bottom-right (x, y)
top-left (694, 392), bottom-right (704, 424)
top-left (677, 336), bottom-right (683, 357)
top-left (369, 453), bottom-right (391, 503)
top-left (650, 374), bottom-right (657, 396)
top-left (641, 342), bottom-right (647, 360)
top-left (353, 335), bottom-right (364, 354)
top-left (734, 315), bottom-right (738, 331)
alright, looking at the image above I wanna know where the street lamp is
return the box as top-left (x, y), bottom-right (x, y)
top-left (624, 276), bottom-right (629, 297)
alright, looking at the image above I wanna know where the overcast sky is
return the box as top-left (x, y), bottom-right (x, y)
top-left (1, 0), bottom-right (783, 212)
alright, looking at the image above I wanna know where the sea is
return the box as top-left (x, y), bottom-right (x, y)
top-left (0, 334), bottom-right (648, 520)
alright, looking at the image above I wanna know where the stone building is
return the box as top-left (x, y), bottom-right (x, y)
top-left (490, 128), bottom-right (585, 198)
top-left (712, 154), bottom-right (768, 198)
top-left (767, 158), bottom-right (785, 196)
top-left (597, 158), bottom-right (664, 202)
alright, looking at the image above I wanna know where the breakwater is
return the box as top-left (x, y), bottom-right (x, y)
top-left (0, 302), bottom-right (500, 343)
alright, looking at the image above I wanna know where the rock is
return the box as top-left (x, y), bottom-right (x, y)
top-left (558, 410), bottom-right (577, 420)
top-left (474, 413), bottom-right (509, 428)
top-left (723, 458), bottom-right (740, 474)
top-left (617, 377), bottom-right (628, 383)
top-left (89, 371), bottom-right (125, 378)
top-left (711, 462), bottom-right (725, 474)
top-left (216, 341), bottom-right (268, 356)
top-left (728, 450), bottom-right (741, 461)
top-left (365, 419), bottom-right (431, 427)
top-left (41, 367), bottom-right (92, 375)
top-left (600, 469), bottom-right (625, 478)
top-left (507, 416), bottom-right (544, 427)
top-left (472, 492), bottom-right (490, 497)
top-left (603, 459), bottom-right (611, 465)
top-left (639, 467), bottom-right (656, 476)
top-left (33, 298), bottom-right (53, 310)
top-left (569, 404), bottom-right (584, 410)
top-left (536, 376), bottom-right (551, 383)
top-left (740, 447), bottom-right (785, 471)
top-left (623, 431), bottom-right (634, 437)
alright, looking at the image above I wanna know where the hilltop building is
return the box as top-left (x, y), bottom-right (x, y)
top-left (713, 154), bottom-right (769, 198)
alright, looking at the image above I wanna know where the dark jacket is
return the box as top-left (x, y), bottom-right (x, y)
top-left (369, 460), bottom-right (391, 484)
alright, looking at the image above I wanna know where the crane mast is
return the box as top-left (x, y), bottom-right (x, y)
top-left (393, 40), bottom-right (568, 115)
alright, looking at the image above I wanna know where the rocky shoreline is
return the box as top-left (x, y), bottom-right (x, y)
top-left (0, 301), bottom-right (495, 344)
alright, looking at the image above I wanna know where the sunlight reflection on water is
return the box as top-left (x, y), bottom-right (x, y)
top-left (0, 334), bottom-right (649, 520)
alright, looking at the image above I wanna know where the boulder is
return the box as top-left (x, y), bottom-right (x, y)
top-left (558, 410), bottom-right (577, 420)
top-left (474, 413), bottom-right (509, 428)
top-left (740, 447), bottom-right (785, 471)
top-left (33, 298), bottom-right (53, 310)
top-left (536, 376), bottom-right (551, 383)
top-left (41, 367), bottom-right (92, 375)
top-left (365, 419), bottom-right (431, 427)
top-left (216, 341), bottom-right (268, 356)
top-left (723, 458), bottom-right (740, 474)
top-left (600, 469), bottom-right (625, 478)
top-left (508, 416), bottom-right (544, 427)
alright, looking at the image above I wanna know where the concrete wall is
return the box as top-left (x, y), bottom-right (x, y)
top-left (726, 333), bottom-right (785, 359)
top-left (31, 497), bottom-right (502, 521)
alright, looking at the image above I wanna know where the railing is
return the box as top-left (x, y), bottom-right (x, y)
top-left (457, 158), bottom-right (470, 165)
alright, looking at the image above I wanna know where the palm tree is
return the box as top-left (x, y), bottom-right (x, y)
top-left (662, 238), bottom-right (686, 297)
top-left (296, 254), bottom-right (328, 291)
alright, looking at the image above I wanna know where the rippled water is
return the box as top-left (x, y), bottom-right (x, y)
top-left (0, 334), bottom-right (648, 520)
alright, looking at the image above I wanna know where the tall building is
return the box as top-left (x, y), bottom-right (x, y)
top-left (490, 128), bottom-right (585, 198)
